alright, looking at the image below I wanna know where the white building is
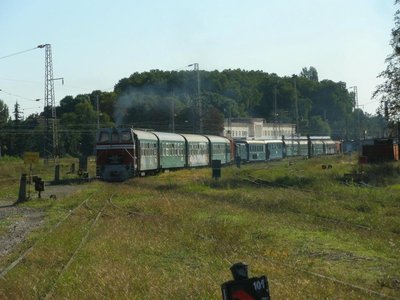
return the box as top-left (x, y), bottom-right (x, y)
top-left (223, 118), bottom-right (296, 140)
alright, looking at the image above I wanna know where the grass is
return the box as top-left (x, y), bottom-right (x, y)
top-left (0, 155), bottom-right (399, 299)
top-left (0, 156), bottom-right (96, 203)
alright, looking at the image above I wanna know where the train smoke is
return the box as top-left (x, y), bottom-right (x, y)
top-left (114, 87), bottom-right (146, 127)
top-left (113, 86), bottom-right (189, 128)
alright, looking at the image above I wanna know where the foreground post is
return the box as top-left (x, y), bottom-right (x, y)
top-left (54, 164), bottom-right (60, 183)
top-left (17, 174), bottom-right (27, 203)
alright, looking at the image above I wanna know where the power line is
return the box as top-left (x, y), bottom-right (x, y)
top-left (0, 47), bottom-right (39, 61)
top-left (0, 88), bottom-right (41, 102)
top-left (0, 77), bottom-right (41, 85)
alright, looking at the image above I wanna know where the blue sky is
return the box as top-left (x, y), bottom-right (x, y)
top-left (0, 0), bottom-right (396, 117)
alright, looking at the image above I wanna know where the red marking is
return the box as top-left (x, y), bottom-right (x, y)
top-left (232, 290), bottom-right (255, 300)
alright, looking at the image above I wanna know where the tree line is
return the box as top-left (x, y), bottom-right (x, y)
top-left (0, 67), bottom-right (387, 158)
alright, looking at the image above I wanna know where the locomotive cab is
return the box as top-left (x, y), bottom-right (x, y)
top-left (96, 128), bottom-right (136, 181)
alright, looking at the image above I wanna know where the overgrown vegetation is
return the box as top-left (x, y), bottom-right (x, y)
top-left (0, 156), bottom-right (399, 299)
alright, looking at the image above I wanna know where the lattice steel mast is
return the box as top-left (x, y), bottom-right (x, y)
top-left (188, 63), bottom-right (202, 134)
top-left (38, 44), bottom-right (58, 163)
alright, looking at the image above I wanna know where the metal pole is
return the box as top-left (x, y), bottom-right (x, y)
top-left (96, 95), bottom-right (100, 129)
top-left (294, 77), bottom-right (299, 134)
top-left (196, 64), bottom-right (202, 134)
top-left (188, 63), bottom-right (201, 133)
top-left (172, 98), bottom-right (175, 133)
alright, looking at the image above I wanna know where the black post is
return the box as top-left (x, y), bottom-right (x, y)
top-left (282, 135), bottom-right (286, 158)
top-left (54, 164), bottom-right (60, 183)
top-left (212, 160), bottom-right (221, 179)
top-left (307, 134), bottom-right (312, 159)
top-left (230, 262), bottom-right (249, 280)
top-left (17, 174), bottom-right (27, 203)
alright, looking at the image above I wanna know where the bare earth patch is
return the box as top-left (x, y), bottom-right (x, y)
top-left (0, 184), bottom-right (85, 258)
top-left (0, 207), bottom-right (45, 257)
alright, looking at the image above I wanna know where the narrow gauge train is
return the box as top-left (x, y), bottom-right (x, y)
top-left (96, 128), bottom-right (338, 181)
top-left (96, 128), bottom-right (232, 181)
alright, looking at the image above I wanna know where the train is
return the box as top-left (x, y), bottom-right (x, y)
top-left (96, 127), bottom-right (339, 181)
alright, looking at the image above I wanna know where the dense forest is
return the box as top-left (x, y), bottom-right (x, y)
top-left (0, 67), bottom-right (388, 157)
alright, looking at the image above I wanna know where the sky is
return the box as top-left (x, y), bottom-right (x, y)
top-left (0, 0), bottom-right (396, 118)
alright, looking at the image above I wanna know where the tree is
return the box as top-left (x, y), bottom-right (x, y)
top-left (300, 66), bottom-right (319, 82)
top-left (13, 102), bottom-right (22, 122)
top-left (0, 100), bottom-right (9, 125)
top-left (5, 102), bottom-right (24, 156)
top-left (307, 116), bottom-right (331, 136)
top-left (0, 100), bottom-right (9, 156)
top-left (374, 1), bottom-right (400, 122)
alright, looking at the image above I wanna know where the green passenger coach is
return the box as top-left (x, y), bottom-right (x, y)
top-left (205, 135), bottom-right (231, 164)
top-left (152, 131), bottom-right (186, 170)
top-left (180, 134), bottom-right (210, 167)
top-left (132, 129), bottom-right (158, 174)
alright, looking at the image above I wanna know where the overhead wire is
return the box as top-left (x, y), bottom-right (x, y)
top-left (0, 46), bottom-right (39, 61)
top-left (0, 77), bottom-right (41, 85)
top-left (0, 89), bottom-right (41, 102)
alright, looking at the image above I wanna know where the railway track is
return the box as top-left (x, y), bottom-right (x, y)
top-left (0, 194), bottom-right (96, 280)
top-left (42, 194), bottom-right (110, 299)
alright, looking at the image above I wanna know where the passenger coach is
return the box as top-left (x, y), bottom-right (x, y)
top-left (153, 131), bottom-right (185, 170)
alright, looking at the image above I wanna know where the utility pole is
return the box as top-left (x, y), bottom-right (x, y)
top-left (96, 95), bottom-right (100, 129)
top-left (293, 77), bottom-right (300, 155)
top-left (273, 85), bottom-right (278, 139)
top-left (170, 96), bottom-right (175, 133)
top-left (188, 63), bottom-right (202, 134)
top-left (293, 77), bottom-right (299, 135)
top-left (38, 44), bottom-right (62, 164)
top-left (349, 86), bottom-right (360, 146)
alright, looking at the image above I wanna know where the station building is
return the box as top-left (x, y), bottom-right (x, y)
top-left (222, 118), bottom-right (296, 140)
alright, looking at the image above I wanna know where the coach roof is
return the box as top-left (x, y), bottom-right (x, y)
top-left (180, 134), bottom-right (208, 143)
top-left (152, 131), bottom-right (185, 142)
top-left (132, 129), bottom-right (158, 141)
top-left (204, 135), bottom-right (230, 144)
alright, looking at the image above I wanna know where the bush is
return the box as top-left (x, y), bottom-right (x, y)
top-left (362, 162), bottom-right (400, 186)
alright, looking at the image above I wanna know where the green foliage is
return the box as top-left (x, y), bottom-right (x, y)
top-left (307, 116), bottom-right (331, 135)
top-left (374, 1), bottom-right (400, 125)
top-left (0, 99), bottom-right (9, 125)
top-left (2, 66), bottom-right (386, 158)
top-left (300, 66), bottom-right (319, 82)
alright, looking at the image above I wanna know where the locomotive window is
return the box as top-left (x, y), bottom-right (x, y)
top-left (121, 131), bottom-right (132, 142)
top-left (111, 131), bottom-right (119, 142)
top-left (99, 131), bottom-right (110, 142)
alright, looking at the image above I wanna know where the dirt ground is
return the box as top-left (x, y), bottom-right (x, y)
top-left (0, 184), bottom-right (85, 258)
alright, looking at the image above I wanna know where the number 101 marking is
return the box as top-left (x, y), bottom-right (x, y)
top-left (253, 279), bottom-right (265, 291)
